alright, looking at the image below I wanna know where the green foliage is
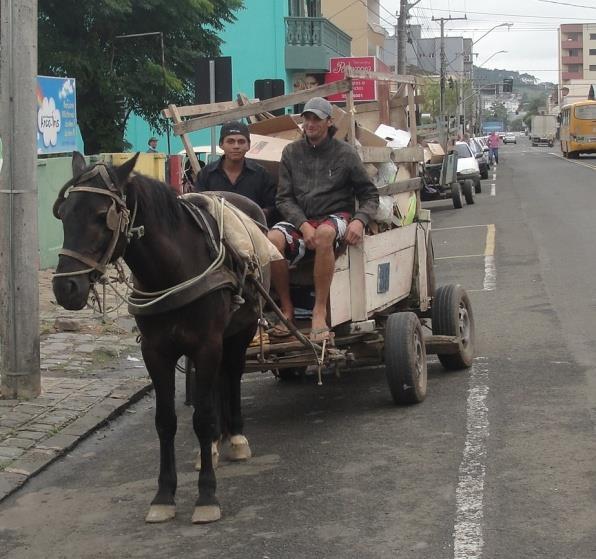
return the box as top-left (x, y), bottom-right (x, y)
top-left (38, 0), bottom-right (244, 153)
top-left (420, 77), bottom-right (475, 119)
top-left (482, 101), bottom-right (509, 127)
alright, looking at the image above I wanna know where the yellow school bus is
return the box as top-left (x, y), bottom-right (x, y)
top-left (559, 100), bottom-right (596, 158)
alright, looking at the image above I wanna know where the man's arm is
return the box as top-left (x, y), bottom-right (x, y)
top-left (275, 148), bottom-right (308, 228)
top-left (259, 167), bottom-right (278, 226)
top-left (349, 152), bottom-right (379, 226)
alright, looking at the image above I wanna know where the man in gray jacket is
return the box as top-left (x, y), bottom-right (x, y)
top-left (268, 97), bottom-right (379, 341)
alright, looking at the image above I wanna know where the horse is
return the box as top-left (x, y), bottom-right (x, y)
top-left (52, 152), bottom-right (271, 524)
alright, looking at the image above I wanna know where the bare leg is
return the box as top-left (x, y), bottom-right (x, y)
top-left (267, 230), bottom-right (294, 320)
top-left (311, 225), bottom-right (336, 333)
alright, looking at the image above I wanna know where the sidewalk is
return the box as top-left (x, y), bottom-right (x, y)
top-left (0, 270), bottom-right (152, 502)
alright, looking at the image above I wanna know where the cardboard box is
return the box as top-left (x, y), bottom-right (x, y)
top-left (425, 142), bottom-right (444, 163)
top-left (355, 124), bottom-right (388, 147)
top-left (246, 133), bottom-right (292, 179)
top-left (248, 115), bottom-right (303, 141)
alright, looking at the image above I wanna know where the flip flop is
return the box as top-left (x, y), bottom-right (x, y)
top-left (268, 323), bottom-right (292, 338)
top-left (309, 327), bottom-right (331, 342)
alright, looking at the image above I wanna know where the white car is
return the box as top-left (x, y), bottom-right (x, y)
top-left (454, 141), bottom-right (481, 194)
top-left (503, 134), bottom-right (517, 144)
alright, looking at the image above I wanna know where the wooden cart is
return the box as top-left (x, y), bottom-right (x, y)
top-left (167, 69), bottom-right (476, 405)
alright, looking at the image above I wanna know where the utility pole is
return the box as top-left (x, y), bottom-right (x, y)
top-left (0, 0), bottom-right (41, 399)
top-left (432, 15), bottom-right (467, 145)
top-left (396, 0), bottom-right (421, 75)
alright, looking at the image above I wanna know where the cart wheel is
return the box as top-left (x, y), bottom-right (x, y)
top-left (474, 177), bottom-right (482, 194)
top-left (480, 168), bottom-right (489, 180)
top-left (452, 182), bottom-right (463, 209)
top-left (462, 180), bottom-right (475, 205)
top-left (277, 366), bottom-right (306, 382)
top-left (384, 312), bottom-right (427, 405)
top-left (432, 285), bottom-right (475, 370)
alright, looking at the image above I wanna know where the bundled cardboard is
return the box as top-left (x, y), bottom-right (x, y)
top-left (248, 115), bottom-right (303, 141)
top-left (423, 142), bottom-right (444, 164)
top-left (246, 133), bottom-right (292, 179)
top-left (374, 124), bottom-right (411, 149)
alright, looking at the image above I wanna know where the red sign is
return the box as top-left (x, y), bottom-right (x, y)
top-left (326, 56), bottom-right (379, 102)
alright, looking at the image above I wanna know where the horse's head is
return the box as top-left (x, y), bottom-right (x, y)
top-left (52, 151), bottom-right (138, 310)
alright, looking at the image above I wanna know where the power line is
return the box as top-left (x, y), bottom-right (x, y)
top-left (537, 0), bottom-right (596, 8)
top-left (417, 6), bottom-right (592, 21)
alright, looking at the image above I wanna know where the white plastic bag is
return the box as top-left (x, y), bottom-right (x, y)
top-left (375, 196), bottom-right (394, 224)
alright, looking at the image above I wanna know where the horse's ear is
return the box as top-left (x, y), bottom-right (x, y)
top-left (114, 153), bottom-right (139, 186)
top-left (72, 151), bottom-right (86, 177)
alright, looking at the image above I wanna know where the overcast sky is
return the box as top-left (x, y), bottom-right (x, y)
top-left (379, 0), bottom-right (596, 83)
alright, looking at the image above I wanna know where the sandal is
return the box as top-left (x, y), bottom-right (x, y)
top-left (268, 323), bottom-right (292, 338)
top-left (309, 327), bottom-right (331, 342)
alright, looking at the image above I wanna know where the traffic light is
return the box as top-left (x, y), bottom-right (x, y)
top-left (503, 78), bottom-right (513, 93)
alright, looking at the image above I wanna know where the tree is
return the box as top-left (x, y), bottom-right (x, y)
top-left (38, 0), bottom-right (244, 154)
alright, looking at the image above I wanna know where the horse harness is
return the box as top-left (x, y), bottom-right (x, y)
top-left (54, 164), bottom-right (259, 317)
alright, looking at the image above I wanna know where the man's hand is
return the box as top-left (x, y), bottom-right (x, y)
top-left (345, 219), bottom-right (365, 246)
top-left (299, 222), bottom-right (317, 250)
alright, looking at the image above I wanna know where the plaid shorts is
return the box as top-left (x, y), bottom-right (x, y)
top-left (271, 212), bottom-right (351, 266)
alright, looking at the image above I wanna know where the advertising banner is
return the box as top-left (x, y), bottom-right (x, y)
top-left (36, 76), bottom-right (77, 154)
top-left (325, 56), bottom-right (377, 102)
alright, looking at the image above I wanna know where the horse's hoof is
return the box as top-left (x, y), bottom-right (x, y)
top-left (195, 442), bottom-right (220, 471)
top-left (145, 504), bottom-right (176, 523)
top-left (228, 434), bottom-right (252, 461)
top-left (191, 505), bottom-right (221, 524)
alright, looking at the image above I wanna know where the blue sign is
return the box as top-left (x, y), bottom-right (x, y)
top-left (482, 121), bottom-right (504, 133)
top-left (36, 76), bottom-right (77, 154)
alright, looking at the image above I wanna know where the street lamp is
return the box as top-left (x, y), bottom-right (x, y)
top-left (478, 50), bottom-right (508, 68)
top-left (473, 23), bottom-right (513, 48)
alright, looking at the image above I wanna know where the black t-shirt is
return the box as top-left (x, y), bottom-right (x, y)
top-left (193, 157), bottom-right (278, 226)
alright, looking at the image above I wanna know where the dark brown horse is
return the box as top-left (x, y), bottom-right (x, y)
top-left (52, 152), bottom-right (269, 524)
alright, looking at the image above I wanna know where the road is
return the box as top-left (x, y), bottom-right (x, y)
top-left (1, 138), bottom-right (595, 559)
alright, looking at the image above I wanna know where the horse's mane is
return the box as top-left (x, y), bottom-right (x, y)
top-left (127, 174), bottom-right (184, 231)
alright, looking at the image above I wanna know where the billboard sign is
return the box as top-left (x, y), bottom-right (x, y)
top-left (36, 76), bottom-right (77, 154)
top-left (325, 56), bottom-right (378, 102)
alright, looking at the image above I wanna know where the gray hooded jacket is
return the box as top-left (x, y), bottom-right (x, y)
top-left (275, 135), bottom-right (379, 229)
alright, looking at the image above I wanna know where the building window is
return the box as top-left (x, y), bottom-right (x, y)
top-left (590, 65), bottom-right (596, 71)
top-left (590, 49), bottom-right (596, 55)
top-left (288, 0), bottom-right (320, 17)
top-left (568, 49), bottom-right (579, 56)
top-left (590, 34), bottom-right (596, 40)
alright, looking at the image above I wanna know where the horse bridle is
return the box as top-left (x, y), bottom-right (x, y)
top-left (53, 164), bottom-right (141, 279)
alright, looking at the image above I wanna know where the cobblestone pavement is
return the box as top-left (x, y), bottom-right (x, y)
top-left (0, 270), bottom-right (152, 502)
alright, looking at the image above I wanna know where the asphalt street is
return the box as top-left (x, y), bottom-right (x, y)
top-left (1, 137), bottom-right (595, 559)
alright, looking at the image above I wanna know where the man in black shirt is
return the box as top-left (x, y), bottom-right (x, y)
top-left (194, 121), bottom-right (278, 226)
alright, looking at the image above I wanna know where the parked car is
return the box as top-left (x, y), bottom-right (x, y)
top-left (503, 134), bottom-right (517, 144)
top-left (469, 137), bottom-right (490, 180)
top-left (454, 141), bottom-right (481, 194)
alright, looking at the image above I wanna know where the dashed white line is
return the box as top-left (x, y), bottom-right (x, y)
top-left (483, 224), bottom-right (496, 291)
top-left (453, 360), bottom-right (490, 559)
top-left (490, 183), bottom-right (495, 196)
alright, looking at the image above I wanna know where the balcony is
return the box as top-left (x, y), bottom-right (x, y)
top-left (562, 71), bottom-right (583, 80)
top-left (561, 38), bottom-right (582, 49)
top-left (562, 55), bottom-right (583, 65)
top-left (285, 17), bottom-right (352, 71)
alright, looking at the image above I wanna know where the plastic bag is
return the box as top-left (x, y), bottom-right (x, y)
top-left (375, 196), bottom-right (395, 224)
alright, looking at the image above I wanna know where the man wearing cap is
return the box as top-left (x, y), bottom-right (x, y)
top-left (194, 120), bottom-right (277, 226)
top-left (267, 97), bottom-right (379, 341)
top-left (146, 137), bottom-right (158, 153)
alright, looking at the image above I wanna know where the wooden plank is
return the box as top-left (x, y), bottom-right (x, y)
top-left (168, 104), bottom-right (201, 176)
top-left (348, 245), bottom-right (367, 322)
top-left (408, 83), bottom-right (418, 146)
top-left (358, 146), bottom-right (392, 163)
top-left (345, 85), bottom-right (356, 146)
top-left (392, 146), bottom-right (425, 163)
top-left (376, 178), bottom-right (422, 196)
top-left (173, 79), bottom-right (352, 136)
top-left (347, 68), bottom-right (416, 84)
top-left (364, 224), bottom-right (417, 262)
top-left (354, 95), bottom-right (424, 115)
top-left (161, 99), bottom-right (256, 119)
top-left (424, 335), bottom-right (460, 355)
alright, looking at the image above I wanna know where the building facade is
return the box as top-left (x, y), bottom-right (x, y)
top-left (125, 1), bottom-right (351, 152)
top-left (558, 23), bottom-right (596, 105)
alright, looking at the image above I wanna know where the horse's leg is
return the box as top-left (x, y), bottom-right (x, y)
top-left (222, 325), bottom-right (256, 462)
top-left (191, 342), bottom-right (223, 524)
top-left (144, 349), bottom-right (178, 523)
top-left (194, 367), bottom-right (221, 471)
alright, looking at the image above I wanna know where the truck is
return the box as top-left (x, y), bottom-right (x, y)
top-left (530, 115), bottom-right (557, 147)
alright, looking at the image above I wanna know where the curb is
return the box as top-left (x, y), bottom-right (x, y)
top-left (0, 379), bottom-right (153, 504)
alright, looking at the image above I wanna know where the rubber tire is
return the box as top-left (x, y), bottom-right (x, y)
top-left (462, 179), bottom-right (475, 205)
top-left (568, 151), bottom-right (579, 159)
top-left (432, 284), bottom-right (475, 370)
top-left (277, 366), bottom-right (306, 382)
top-left (480, 168), bottom-right (489, 180)
top-left (452, 182), bottom-right (463, 209)
top-left (474, 177), bottom-right (482, 194)
top-left (384, 312), bottom-right (427, 405)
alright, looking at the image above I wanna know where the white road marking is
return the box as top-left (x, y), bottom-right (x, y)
top-left (490, 183), bottom-right (495, 196)
top-left (483, 224), bottom-right (496, 291)
top-left (453, 361), bottom-right (490, 559)
top-left (492, 173), bottom-right (496, 180)
top-left (433, 224), bottom-right (490, 231)
top-left (548, 152), bottom-right (596, 171)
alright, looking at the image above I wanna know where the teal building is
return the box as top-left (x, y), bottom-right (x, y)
top-left (124, 1), bottom-right (351, 153)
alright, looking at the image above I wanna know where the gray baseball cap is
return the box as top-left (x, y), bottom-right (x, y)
top-left (301, 97), bottom-right (333, 119)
